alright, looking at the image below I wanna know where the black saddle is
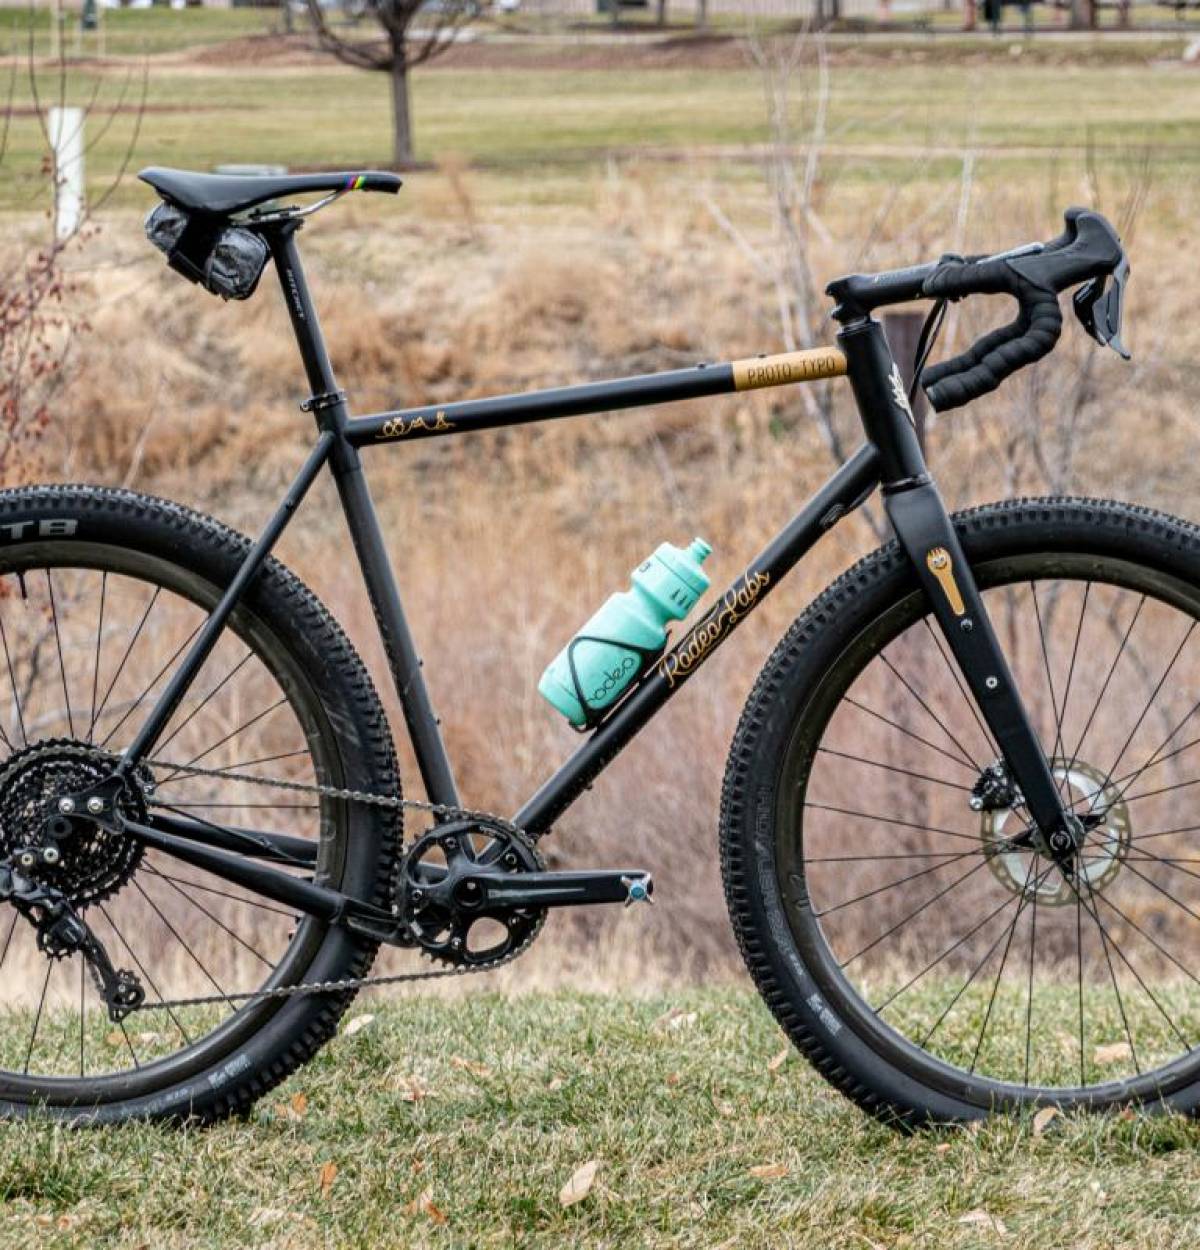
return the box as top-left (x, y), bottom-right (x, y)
top-left (138, 166), bottom-right (402, 217)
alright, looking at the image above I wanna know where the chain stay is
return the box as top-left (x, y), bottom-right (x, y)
top-left (10, 742), bottom-right (541, 1011)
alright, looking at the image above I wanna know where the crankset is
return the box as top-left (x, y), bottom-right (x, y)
top-left (399, 816), bottom-right (653, 969)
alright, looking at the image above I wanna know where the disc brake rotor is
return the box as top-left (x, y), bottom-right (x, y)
top-left (982, 758), bottom-right (1131, 906)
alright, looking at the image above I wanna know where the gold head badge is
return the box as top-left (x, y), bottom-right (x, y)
top-left (926, 546), bottom-right (965, 616)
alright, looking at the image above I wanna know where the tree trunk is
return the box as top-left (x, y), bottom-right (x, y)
top-left (695, 0), bottom-right (707, 26)
top-left (1068, 0), bottom-right (1094, 29)
top-left (963, 0), bottom-right (977, 29)
top-left (390, 56), bottom-right (413, 167)
top-left (655, 0), bottom-right (667, 25)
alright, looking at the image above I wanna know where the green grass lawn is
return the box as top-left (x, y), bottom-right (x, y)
top-left (0, 13), bottom-right (1196, 213)
top-left (2, 988), bottom-right (1199, 1248)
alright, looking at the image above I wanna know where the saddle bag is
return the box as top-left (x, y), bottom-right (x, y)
top-left (144, 201), bottom-right (271, 301)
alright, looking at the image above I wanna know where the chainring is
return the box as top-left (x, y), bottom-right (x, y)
top-left (400, 816), bottom-right (547, 968)
top-left (0, 739), bottom-right (150, 909)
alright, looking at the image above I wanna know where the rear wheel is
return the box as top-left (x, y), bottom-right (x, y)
top-left (0, 486), bottom-right (400, 1123)
top-left (722, 498), bottom-right (1200, 1125)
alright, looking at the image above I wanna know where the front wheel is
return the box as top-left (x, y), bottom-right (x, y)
top-left (722, 497), bottom-right (1200, 1126)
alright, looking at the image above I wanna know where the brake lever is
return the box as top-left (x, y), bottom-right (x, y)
top-left (1072, 255), bottom-right (1131, 360)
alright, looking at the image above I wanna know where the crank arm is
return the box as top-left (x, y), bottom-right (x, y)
top-left (461, 868), bottom-right (653, 911)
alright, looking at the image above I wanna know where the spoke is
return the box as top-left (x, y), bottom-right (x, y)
top-left (0, 610), bottom-right (26, 747)
top-left (813, 848), bottom-right (983, 918)
top-left (0, 909), bottom-right (18, 971)
top-left (1091, 618), bottom-right (1197, 806)
top-left (131, 879), bottom-right (235, 1010)
top-left (1023, 868), bottom-right (1038, 1087)
top-left (91, 585), bottom-right (160, 733)
top-left (1090, 885), bottom-right (1200, 994)
top-left (843, 696), bottom-right (978, 774)
top-left (840, 857), bottom-right (990, 970)
top-left (878, 652), bottom-right (982, 772)
top-left (115, 1019), bottom-right (140, 1070)
top-left (917, 866), bottom-right (1052, 1050)
top-left (816, 746), bottom-right (972, 792)
top-left (45, 570), bottom-right (75, 738)
top-left (98, 619), bottom-right (203, 749)
top-left (98, 903), bottom-right (193, 1045)
top-left (873, 883), bottom-right (1027, 1014)
top-left (969, 854), bottom-right (1037, 1074)
top-left (1076, 875), bottom-right (1085, 1087)
top-left (143, 867), bottom-right (275, 969)
top-left (86, 571), bottom-right (107, 742)
top-left (145, 865), bottom-right (297, 918)
top-left (1076, 872), bottom-right (1192, 1055)
top-left (805, 801), bottom-right (982, 845)
top-left (151, 748), bottom-right (310, 788)
top-left (1112, 854), bottom-right (1200, 930)
top-left (23, 960), bottom-right (53, 1075)
top-left (1065, 594), bottom-right (1145, 778)
top-left (1078, 874), bottom-right (1140, 1076)
top-left (1030, 581), bottom-right (1065, 783)
top-left (1055, 582), bottom-right (1091, 788)
top-left (922, 618), bottom-right (999, 762)
top-left (78, 956), bottom-right (85, 1078)
top-left (155, 697), bottom-right (290, 784)
top-left (154, 651), bottom-right (253, 757)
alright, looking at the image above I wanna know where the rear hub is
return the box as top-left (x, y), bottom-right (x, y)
top-left (0, 739), bottom-right (149, 908)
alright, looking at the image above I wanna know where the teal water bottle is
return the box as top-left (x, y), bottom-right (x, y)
top-left (538, 537), bottom-right (712, 728)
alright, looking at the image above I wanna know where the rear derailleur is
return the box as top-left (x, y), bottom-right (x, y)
top-left (0, 852), bottom-right (144, 1022)
top-left (383, 816), bottom-right (655, 970)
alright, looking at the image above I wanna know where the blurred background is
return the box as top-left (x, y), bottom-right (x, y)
top-left (0, 0), bottom-right (1196, 988)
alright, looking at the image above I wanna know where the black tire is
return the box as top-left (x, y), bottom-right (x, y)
top-left (721, 497), bottom-right (1200, 1127)
top-left (0, 485), bottom-right (400, 1124)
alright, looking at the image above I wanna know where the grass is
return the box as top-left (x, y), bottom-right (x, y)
top-left (2, 987), bottom-right (1200, 1248)
top-left (0, 15), bottom-right (1196, 212)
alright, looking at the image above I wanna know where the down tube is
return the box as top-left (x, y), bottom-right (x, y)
top-left (513, 442), bottom-right (882, 835)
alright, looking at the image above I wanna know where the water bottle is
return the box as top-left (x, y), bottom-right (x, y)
top-left (538, 537), bottom-right (712, 728)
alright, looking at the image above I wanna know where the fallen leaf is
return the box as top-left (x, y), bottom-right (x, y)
top-left (391, 1075), bottom-right (431, 1102)
top-left (715, 1100), bottom-right (737, 1118)
top-left (343, 1013), bottom-right (375, 1037)
top-left (767, 1043), bottom-right (790, 1073)
top-left (134, 1032), bottom-right (161, 1045)
top-left (748, 1162), bottom-right (789, 1180)
top-left (291, 1092), bottom-right (308, 1118)
top-left (1093, 1041), bottom-right (1133, 1066)
top-left (559, 1159), bottom-right (599, 1208)
top-left (1032, 1106), bottom-right (1059, 1136)
top-left (1118, 1106), bottom-right (1136, 1122)
top-left (653, 1007), bottom-right (697, 1032)
top-left (451, 1056), bottom-right (493, 1079)
top-left (317, 1161), bottom-right (338, 1198)
top-left (957, 1210), bottom-right (1007, 1235)
top-left (935, 1142), bottom-right (953, 1156)
top-left (1089, 1180), bottom-right (1110, 1207)
top-left (105, 1031), bottom-right (123, 1048)
top-left (665, 1072), bottom-right (681, 1087)
top-left (404, 1188), bottom-right (447, 1224)
top-left (547, 1076), bottom-right (565, 1091)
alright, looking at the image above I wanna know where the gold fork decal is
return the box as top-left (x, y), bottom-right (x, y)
top-left (926, 547), bottom-right (966, 616)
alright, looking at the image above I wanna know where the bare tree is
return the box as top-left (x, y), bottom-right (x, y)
top-left (0, 39), bottom-right (145, 485)
top-left (305, 0), bottom-right (480, 167)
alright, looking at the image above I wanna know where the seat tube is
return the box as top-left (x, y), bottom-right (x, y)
top-left (839, 317), bottom-right (1070, 842)
top-left (268, 226), bottom-right (461, 809)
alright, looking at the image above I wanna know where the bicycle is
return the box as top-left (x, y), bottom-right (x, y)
top-left (0, 163), bottom-right (1187, 1129)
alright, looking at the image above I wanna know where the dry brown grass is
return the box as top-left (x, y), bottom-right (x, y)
top-left (21, 161), bottom-right (1200, 991)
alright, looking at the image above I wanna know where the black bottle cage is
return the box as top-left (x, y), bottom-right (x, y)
top-left (565, 634), bottom-right (664, 733)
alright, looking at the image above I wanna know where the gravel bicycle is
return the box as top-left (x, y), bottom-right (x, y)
top-left (1, 165), bottom-right (1191, 1129)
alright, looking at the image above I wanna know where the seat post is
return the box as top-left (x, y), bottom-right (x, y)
top-left (268, 225), bottom-right (342, 403)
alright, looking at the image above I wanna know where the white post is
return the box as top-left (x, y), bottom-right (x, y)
top-left (47, 106), bottom-right (85, 242)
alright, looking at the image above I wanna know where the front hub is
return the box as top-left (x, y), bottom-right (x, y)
top-left (979, 758), bottom-right (1130, 906)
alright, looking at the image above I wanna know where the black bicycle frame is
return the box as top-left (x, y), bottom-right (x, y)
top-left (118, 221), bottom-right (1074, 923)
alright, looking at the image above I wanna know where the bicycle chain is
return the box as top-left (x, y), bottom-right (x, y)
top-left (3, 743), bottom-right (544, 1012)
